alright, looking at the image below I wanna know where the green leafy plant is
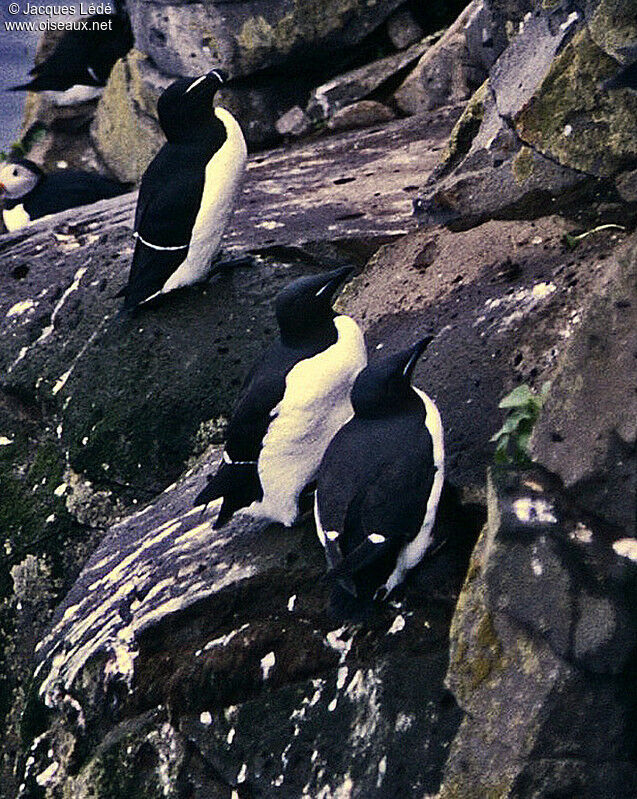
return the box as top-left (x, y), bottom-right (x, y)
top-left (491, 382), bottom-right (550, 466)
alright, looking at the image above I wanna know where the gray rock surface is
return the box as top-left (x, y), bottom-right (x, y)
top-left (438, 466), bottom-right (637, 798)
top-left (126, 0), bottom-right (405, 79)
top-left (386, 6), bottom-right (424, 50)
top-left (394, 2), bottom-right (481, 115)
top-left (326, 100), bottom-right (395, 132)
top-left (340, 218), bottom-right (636, 491)
top-left (305, 36), bottom-right (435, 123)
top-left (19, 447), bottom-right (476, 798)
top-left (532, 237), bottom-right (637, 536)
top-left (414, 1), bottom-right (637, 229)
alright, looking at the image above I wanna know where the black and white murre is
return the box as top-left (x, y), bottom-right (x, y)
top-left (118, 70), bottom-right (248, 310)
top-left (314, 337), bottom-right (445, 608)
top-left (9, 13), bottom-right (133, 106)
top-left (0, 157), bottom-right (130, 232)
top-left (194, 267), bottom-right (367, 528)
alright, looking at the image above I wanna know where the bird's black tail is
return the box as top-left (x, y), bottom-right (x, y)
top-left (194, 461), bottom-right (262, 529)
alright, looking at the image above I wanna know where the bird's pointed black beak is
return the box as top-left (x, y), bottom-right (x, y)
top-left (401, 336), bottom-right (434, 380)
top-left (315, 266), bottom-right (355, 300)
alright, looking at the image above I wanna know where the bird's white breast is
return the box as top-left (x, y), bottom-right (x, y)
top-left (3, 204), bottom-right (31, 232)
top-left (251, 315), bottom-right (367, 526)
top-left (43, 85), bottom-right (104, 106)
top-left (162, 106), bottom-right (248, 292)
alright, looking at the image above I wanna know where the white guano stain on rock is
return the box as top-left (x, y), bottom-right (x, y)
top-left (35, 761), bottom-right (59, 787)
top-left (260, 650), bottom-right (276, 680)
top-left (325, 626), bottom-right (354, 662)
top-left (569, 523), bottom-right (593, 544)
top-left (513, 497), bottom-right (558, 524)
top-left (8, 267), bottom-right (88, 373)
top-left (7, 299), bottom-right (36, 318)
top-left (530, 557), bottom-right (543, 577)
top-left (0, 436), bottom-right (13, 445)
top-left (376, 755), bottom-right (387, 788)
top-left (387, 614), bottom-right (405, 634)
top-left (613, 538), bottom-right (637, 563)
top-left (336, 666), bottom-right (348, 690)
top-left (345, 668), bottom-right (382, 746)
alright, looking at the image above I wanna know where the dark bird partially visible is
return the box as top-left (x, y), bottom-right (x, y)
top-left (314, 338), bottom-right (445, 613)
top-left (9, 13), bottom-right (134, 106)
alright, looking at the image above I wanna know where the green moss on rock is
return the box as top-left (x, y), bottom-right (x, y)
top-left (587, 0), bottom-right (637, 63)
top-left (91, 50), bottom-right (165, 183)
top-left (440, 80), bottom-right (488, 173)
top-left (514, 28), bottom-right (637, 177)
top-left (512, 146), bottom-right (534, 184)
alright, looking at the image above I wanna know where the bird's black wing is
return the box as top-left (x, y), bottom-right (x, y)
top-left (317, 414), bottom-right (435, 595)
top-left (224, 343), bottom-right (300, 462)
top-left (134, 143), bottom-right (207, 247)
top-left (28, 14), bottom-right (132, 87)
top-left (122, 143), bottom-right (208, 307)
top-left (28, 172), bottom-right (130, 218)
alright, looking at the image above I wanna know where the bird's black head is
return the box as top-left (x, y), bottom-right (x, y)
top-left (157, 69), bottom-right (227, 142)
top-left (351, 337), bottom-right (433, 417)
top-left (275, 267), bottom-right (354, 346)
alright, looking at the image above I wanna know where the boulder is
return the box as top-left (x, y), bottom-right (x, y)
top-left (126, 0), bottom-right (405, 79)
top-left (326, 100), bottom-right (395, 132)
top-left (531, 237), bottom-right (637, 536)
top-left (305, 36), bottom-right (435, 123)
top-left (91, 49), bottom-right (171, 184)
top-left (18, 447), bottom-right (480, 799)
top-left (414, 1), bottom-right (637, 229)
top-left (394, 2), bottom-right (482, 115)
top-left (339, 217), bottom-right (636, 491)
top-left (385, 6), bottom-right (424, 50)
top-left (438, 466), bottom-right (637, 798)
top-left (275, 105), bottom-right (313, 138)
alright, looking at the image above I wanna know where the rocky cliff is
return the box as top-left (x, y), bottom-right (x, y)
top-left (1, 2), bottom-right (636, 798)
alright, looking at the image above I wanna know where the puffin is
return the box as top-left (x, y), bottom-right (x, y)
top-left (194, 267), bottom-right (367, 528)
top-left (0, 157), bottom-right (130, 231)
top-left (314, 337), bottom-right (445, 608)
top-left (118, 69), bottom-right (248, 310)
top-left (9, 13), bottom-right (134, 106)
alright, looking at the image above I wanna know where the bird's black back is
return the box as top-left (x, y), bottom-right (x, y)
top-left (317, 396), bottom-right (435, 597)
top-left (9, 171), bottom-right (130, 219)
top-left (24, 14), bottom-right (133, 90)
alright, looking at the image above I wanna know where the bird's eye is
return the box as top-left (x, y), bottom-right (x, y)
top-left (13, 169), bottom-right (19, 177)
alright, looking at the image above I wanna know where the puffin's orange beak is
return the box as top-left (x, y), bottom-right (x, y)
top-left (0, 183), bottom-right (6, 194)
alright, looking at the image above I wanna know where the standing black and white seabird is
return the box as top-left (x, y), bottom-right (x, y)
top-left (0, 157), bottom-right (130, 231)
top-left (194, 267), bottom-right (367, 528)
top-left (314, 337), bottom-right (445, 609)
top-left (118, 69), bottom-right (248, 310)
top-left (9, 13), bottom-right (134, 106)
